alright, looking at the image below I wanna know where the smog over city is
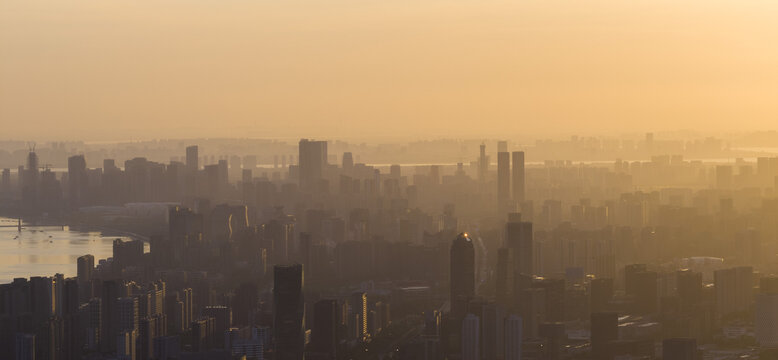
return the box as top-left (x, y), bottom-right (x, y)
top-left (3, 1), bottom-right (778, 360)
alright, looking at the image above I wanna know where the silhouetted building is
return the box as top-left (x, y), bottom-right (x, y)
top-left (299, 139), bottom-right (328, 193)
top-left (451, 233), bottom-right (475, 318)
top-left (591, 312), bottom-right (618, 359)
top-left (274, 264), bottom-right (305, 360)
top-left (512, 151), bottom-right (525, 203)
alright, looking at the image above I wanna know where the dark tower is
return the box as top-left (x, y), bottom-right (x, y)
top-left (450, 233), bottom-right (475, 318)
top-left (274, 264), bottom-right (305, 360)
top-left (591, 312), bottom-right (619, 359)
top-left (505, 213), bottom-right (533, 277)
top-left (497, 152), bottom-right (511, 212)
top-left (511, 151), bottom-right (525, 203)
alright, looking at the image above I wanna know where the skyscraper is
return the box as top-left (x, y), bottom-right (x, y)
top-left (478, 143), bottom-right (488, 182)
top-left (511, 151), bottom-right (525, 203)
top-left (450, 233), bottom-right (475, 318)
top-left (505, 213), bottom-right (533, 277)
top-left (310, 299), bottom-right (338, 359)
top-left (77, 254), bottom-right (94, 284)
top-left (495, 248), bottom-right (514, 307)
top-left (186, 145), bottom-right (199, 172)
top-left (591, 312), bottom-right (618, 359)
top-left (274, 264), bottom-right (305, 360)
top-left (461, 313), bottom-right (480, 360)
top-left (497, 152), bottom-right (510, 212)
top-left (351, 292), bottom-right (368, 342)
top-left (298, 139), bottom-right (328, 192)
top-left (67, 154), bottom-right (88, 208)
top-left (504, 315), bottom-right (523, 360)
top-left (714, 267), bottom-right (753, 318)
top-left (756, 279), bottom-right (778, 347)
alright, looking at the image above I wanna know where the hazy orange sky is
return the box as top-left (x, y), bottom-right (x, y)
top-left (2, 0), bottom-right (778, 141)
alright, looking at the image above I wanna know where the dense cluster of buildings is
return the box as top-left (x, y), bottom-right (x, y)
top-left (3, 136), bottom-right (778, 359)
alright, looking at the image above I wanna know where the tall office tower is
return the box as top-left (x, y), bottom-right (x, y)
top-left (30, 276), bottom-right (54, 325)
top-left (77, 254), bottom-right (94, 283)
top-left (342, 152), bottom-right (354, 174)
top-left (624, 264), bottom-right (648, 296)
top-left (662, 338), bottom-right (697, 360)
top-left (497, 152), bottom-right (511, 211)
top-left (83, 298), bottom-right (101, 351)
top-left (298, 139), bottom-right (328, 192)
top-left (504, 315), bottom-right (523, 360)
top-left (481, 303), bottom-right (505, 360)
top-left (590, 278), bottom-right (614, 313)
top-left (676, 270), bottom-right (702, 311)
top-left (139, 316), bottom-right (159, 360)
top-left (505, 213), bottom-right (533, 277)
top-left (461, 313), bottom-right (480, 360)
top-left (714, 267), bottom-right (753, 318)
top-left (498, 140), bottom-right (508, 153)
top-left (67, 154), bottom-right (88, 208)
top-left (22, 149), bottom-right (39, 213)
top-left (451, 233), bottom-right (476, 318)
top-left (495, 248), bottom-right (514, 307)
top-left (101, 280), bottom-right (123, 352)
top-left (274, 264), bottom-right (305, 360)
top-left (117, 330), bottom-right (137, 360)
top-left (118, 297), bottom-right (139, 335)
top-left (310, 299), bottom-right (338, 359)
top-left (632, 271), bottom-right (658, 314)
top-left (591, 312), bottom-right (618, 359)
top-left (756, 279), bottom-right (778, 347)
top-left (478, 143), bottom-right (488, 182)
top-left (511, 151), bottom-right (525, 203)
top-left (186, 145), bottom-right (199, 171)
top-left (182, 288), bottom-right (193, 328)
top-left (533, 278), bottom-right (566, 322)
top-left (351, 292), bottom-right (369, 341)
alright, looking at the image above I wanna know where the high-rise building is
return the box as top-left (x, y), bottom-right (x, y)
top-left (756, 279), bottom-right (778, 347)
top-left (310, 299), bottom-right (338, 359)
top-left (351, 292), bottom-right (368, 341)
top-left (298, 139), bottom-right (328, 192)
top-left (714, 267), bottom-right (753, 318)
top-left (274, 264), bottom-right (305, 360)
top-left (504, 315), bottom-right (523, 360)
top-left (481, 303), bottom-right (505, 360)
top-left (77, 254), bottom-right (94, 283)
top-left (497, 141), bottom-right (508, 153)
top-left (591, 312), bottom-right (618, 359)
top-left (186, 145), bottom-right (199, 172)
top-left (451, 233), bottom-right (475, 318)
top-left (676, 270), bottom-right (702, 311)
top-left (461, 313), bottom-right (480, 360)
top-left (590, 278), bottom-right (614, 313)
top-left (633, 271), bottom-right (658, 314)
top-left (511, 151), bottom-right (525, 203)
top-left (118, 297), bottom-right (139, 334)
top-left (497, 152), bottom-right (510, 212)
top-left (478, 144), bottom-right (488, 182)
top-left (495, 248), bottom-right (514, 307)
top-left (67, 154), bottom-right (88, 208)
top-left (505, 213), bottom-right (533, 276)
